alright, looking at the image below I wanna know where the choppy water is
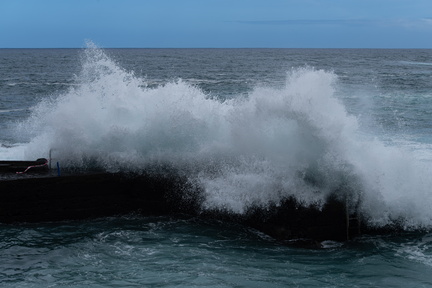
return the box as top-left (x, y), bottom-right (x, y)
top-left (1, 45), bottom-right (432, 286)
top-left (1, 217), bottom-right (432, 288)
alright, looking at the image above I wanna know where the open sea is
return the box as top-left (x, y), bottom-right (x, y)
top-left (1, 45), bottom-right (432, 287)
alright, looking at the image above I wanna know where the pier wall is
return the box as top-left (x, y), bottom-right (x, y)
top-left (0, 173), bottom-right (357, 243)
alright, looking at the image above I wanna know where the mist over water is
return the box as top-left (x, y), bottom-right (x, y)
top-left (5, 46), bottom-right (432, 229)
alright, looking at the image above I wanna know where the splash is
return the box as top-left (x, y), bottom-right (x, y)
top-left (11, 45), bottom-right (432, 229)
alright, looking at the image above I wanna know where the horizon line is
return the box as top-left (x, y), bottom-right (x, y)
top-left (1, 47), bottom-right (431, 50)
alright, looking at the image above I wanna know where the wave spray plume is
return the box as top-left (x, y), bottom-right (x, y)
top-left (14, 44), bottom-right (432, 230)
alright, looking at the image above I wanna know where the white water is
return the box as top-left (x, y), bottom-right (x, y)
top-left (6, 46), bottom-right (432, 229)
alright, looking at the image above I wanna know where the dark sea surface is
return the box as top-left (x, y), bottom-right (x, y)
top-left (1, 46), bottom-right (432, 287)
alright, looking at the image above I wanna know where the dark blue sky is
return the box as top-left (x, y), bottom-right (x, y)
top-left (2, 0), bottom-right (432, 48)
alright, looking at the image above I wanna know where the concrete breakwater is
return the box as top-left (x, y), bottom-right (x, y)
top-left (0, 171), bottom-right (360, 244)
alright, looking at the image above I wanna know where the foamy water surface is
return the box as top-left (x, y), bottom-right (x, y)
top-left (1, 46), bottom-right (432, 287)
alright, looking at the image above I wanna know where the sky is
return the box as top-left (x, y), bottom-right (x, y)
top-left (1, 0), bottom-right (432, 48)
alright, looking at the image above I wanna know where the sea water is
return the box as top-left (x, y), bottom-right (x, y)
top-left (1, 45), bottom-right (432, 287)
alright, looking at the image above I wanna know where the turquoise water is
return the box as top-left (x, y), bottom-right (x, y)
top-left (1, 46), bottom-right (432, 286)
top-left (1, 217), bottom-right (431, 288)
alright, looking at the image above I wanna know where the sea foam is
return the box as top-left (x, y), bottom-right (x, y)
top-left (10, 45), bottom-right (432, 229)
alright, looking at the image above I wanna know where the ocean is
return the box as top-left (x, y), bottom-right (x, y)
top-left (1, 44), bottom-right (432, 287)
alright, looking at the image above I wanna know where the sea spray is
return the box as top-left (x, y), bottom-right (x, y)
top-left (11, 45), bottom-right (432, 230)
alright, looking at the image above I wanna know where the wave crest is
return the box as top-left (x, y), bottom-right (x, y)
top-left (12, 45), bottom-right (432, 229)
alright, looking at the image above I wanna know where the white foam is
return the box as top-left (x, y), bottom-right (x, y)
top-left (396, 235), bottom-right (432, 267)
top-left (7, 45), bottom-right (432, 228)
